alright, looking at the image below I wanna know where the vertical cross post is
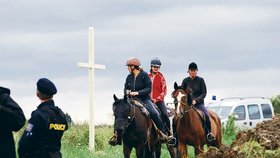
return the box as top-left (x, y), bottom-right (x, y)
top-left (77, 27), bottom-right (106, 151)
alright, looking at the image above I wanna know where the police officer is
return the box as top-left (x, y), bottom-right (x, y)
top-left (0, 86), bottom-right (26, 158)
top-left (18, 78), bottom-right (68, 158)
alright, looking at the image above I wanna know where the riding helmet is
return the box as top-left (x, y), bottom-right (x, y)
top-left (150, 58), bottom-right (161, 66)
top-left (126, 57), bottom-right (141, 66)
top-left (188, 62), bottom-right (198, 70)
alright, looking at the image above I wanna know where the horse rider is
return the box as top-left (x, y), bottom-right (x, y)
top-left (109, 57), bottom-right (175, 145)
top-left (148, 58), bottom-right (172, 135)
top-left (18, 78), bottom-right (68, 158)
top-left (181, 62), bottom-right (215, 143)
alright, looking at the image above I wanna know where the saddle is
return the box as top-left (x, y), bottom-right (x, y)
top-left (192, 107), bottom-right (207, 130)
top-left (128, 99), bottom-right (150, 116)
top-left (127, 99), bottom-right (174, 146)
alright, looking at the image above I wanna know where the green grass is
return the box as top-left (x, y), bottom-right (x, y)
top-left (61, 123), bottom-right (235, 158)
top-left (14, 120), bottom-right (237, 158)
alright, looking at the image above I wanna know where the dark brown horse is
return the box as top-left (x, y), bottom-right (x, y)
top-left (112, 94), bottom-right (176, 158)
top-left (171, 83), bottom-right (222, 158)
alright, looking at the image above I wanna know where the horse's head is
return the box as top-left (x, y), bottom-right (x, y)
top-left (172, 82), bottom-right (186, 98)
top-left (171, 82), bottom-right (193, 113)
top-left (112, 94), bottom-right (131, 136)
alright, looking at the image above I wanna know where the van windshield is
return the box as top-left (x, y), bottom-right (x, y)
top-left (207, 106), bottom-right (232, 119)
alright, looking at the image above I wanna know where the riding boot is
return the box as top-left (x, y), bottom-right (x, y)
top-left (151, 114), bottom-right (172, 144)
top-left (205, 117), bottom-right (215, 143)
top-left (170, 117), bottom-right (178, 147)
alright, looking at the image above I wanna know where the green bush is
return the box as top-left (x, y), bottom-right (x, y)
top-left (222, 115), bottom-right (237, 145)
top-left (271, 95), bottom-right (280, 114)
top-left (239, 141), bottom-right (265, 158)
top-left (94, 125), bottom-right (113, 151)
top-left (62, 123), bottom-right (89, 147)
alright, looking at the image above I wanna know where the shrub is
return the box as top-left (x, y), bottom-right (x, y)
top-left (62, 123), bottom-right (89, 147)
top-left (222, 114), bottom-right (237, 136)
top-left (238, 141), bottom-right (265, 158)
top-left (222, 115), bottom-right (237, 145)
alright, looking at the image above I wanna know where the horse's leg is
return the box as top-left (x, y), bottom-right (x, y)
top-left (144, 144), bottom-right (154, 158)
top-left (177, 142), bottom-right (188, 158)
top-left (167, 144), bottom-right (177, 158)
top-left (155, 143), bottom-right (161, 158)
top-left (136, 145), bottom-right (145, 158)
top-left (194, 145), bottom-right (204, 156)
top-left (123, 145), bottom-right (132, 158)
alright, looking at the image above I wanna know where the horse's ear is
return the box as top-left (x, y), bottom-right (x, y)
top-left (174, 82), bottom-right (178, 89)
top-left (113, 94), bottom-right (119, 101)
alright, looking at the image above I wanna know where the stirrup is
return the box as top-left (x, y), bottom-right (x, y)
top-left (167, 136), bottom-right (177, 146)
top-left (206, 133), bottom-right (215, 142)
top-left (157, 131), bottom-right (169, 143)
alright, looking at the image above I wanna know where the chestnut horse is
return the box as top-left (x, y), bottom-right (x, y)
top-left (111, 94), bottom-right (176, 158)
top-left (171, 83), bottom-right (222, 158)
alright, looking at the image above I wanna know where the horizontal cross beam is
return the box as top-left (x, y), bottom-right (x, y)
top-left (77, 62), bottom-right (106, 70)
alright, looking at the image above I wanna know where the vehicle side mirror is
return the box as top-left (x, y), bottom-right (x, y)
top-left (234, 114), bottom-right (239, 119)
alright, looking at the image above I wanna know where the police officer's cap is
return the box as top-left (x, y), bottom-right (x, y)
top-left (37, 78), bottom-right (57, 95)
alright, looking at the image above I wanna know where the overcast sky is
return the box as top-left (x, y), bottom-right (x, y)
top-left (1, 0), bottom-right (279, 124)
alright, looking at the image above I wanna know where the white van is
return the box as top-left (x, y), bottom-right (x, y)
top-left (207, 97), bottom-right (274, 130)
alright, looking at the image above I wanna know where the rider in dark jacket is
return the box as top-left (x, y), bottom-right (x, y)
top-left (181, 62), bottom-right (215, 143)
top-left (124, 58), bottom-right (165, 131)
top-left (109, 57), bottom-right (175, 146)
top-left (0, 87), bottom-right (26, 158)
top-left (18, 78), bottom-right (68, 158)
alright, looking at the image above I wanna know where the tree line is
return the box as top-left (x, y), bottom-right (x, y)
top-left (271, 95), bottom-right (280, 114)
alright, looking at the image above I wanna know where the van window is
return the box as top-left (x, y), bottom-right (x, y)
top-left (233, 105), bottom-right (245, 120)
top-left (207, 106), bottom-right (232, 120)
top-left (248, 104), bottom-right (260, 119)
top-left (261, 104), bottom-right (272, 118)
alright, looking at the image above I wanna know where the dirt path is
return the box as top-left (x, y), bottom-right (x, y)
top-left (198, 114), bottom-right (280, 158)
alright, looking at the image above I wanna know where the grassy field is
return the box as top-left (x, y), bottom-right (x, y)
top-left (60, 123), bottom-right (236, 158)
top-left (14, 122), bottom-right (237, 158)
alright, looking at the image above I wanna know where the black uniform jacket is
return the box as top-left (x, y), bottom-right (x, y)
top-left (18, 99), bottom-right (68, 158)
top-left (0, 87), bottom-right (26, 158)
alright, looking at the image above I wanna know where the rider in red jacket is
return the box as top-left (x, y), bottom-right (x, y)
top-left (149, 58), bottom-right (171, 135)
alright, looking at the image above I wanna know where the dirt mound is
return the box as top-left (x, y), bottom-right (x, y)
top-left (198, 114), bottom-right (280, 158)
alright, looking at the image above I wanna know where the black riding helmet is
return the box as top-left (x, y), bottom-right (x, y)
top-left (188, 62), bottom-right (198, 70)
top-left (151, 58), bottom-right (161, 67)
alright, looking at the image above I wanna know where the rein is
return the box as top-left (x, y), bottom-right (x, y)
top-left (172, 90), bottom-right (195, 118)
top-left (126, 97), bottom-right (152, 147)
top-left (125, 97), bottom-right (136, 130)
top-left (174, 100), bottom-right (194, 118)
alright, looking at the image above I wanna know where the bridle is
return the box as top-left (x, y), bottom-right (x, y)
top-left (172, 88), bottom-right (194, 118)
top-left (125, 96), bottom-right (136, 130)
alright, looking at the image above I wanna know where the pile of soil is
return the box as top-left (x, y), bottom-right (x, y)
top-left (198, 114), bottom-right (280, 158)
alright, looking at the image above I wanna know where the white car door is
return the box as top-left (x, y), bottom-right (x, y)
top-left (247, 104), bottom-right (262, 128)
top-left (232, 105), bottom-right (249, 130)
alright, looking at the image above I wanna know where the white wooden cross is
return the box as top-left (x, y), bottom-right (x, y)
top-left (77, 27), bottom-right (106, 151)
